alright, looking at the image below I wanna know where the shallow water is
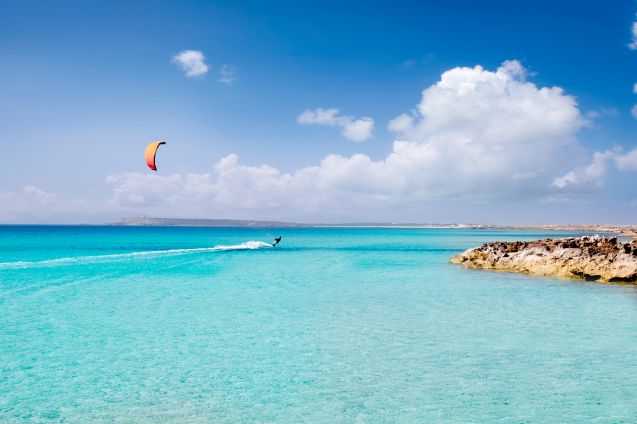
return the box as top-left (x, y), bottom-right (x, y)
top-left (1, 226), bottom-right (636, 423)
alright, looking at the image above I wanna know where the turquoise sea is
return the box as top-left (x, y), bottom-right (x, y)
top-left (1, 226), bottom-right (637, 423)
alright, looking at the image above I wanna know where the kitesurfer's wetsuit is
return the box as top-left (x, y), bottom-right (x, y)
top-left (272, 237), bottom-right (282, 247)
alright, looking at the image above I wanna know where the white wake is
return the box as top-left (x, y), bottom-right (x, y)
top-left (211, 241), bottom-right (272, 251)
top-left (0, 240), bottom-right (273, 270)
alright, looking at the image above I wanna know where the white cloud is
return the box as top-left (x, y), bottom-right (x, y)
top-left (297, 108), bottom-right (339, 125)
top-left (0, 185), bottom-right (120, 224)
top-left (630, 15), bottom-right (637, 50)
top-left (0, 185), bottom-right (56, 222)
top-left (341, 117), bottom-right (374, 141)
top-left (298, 108), bottom-right (374, 142)
top-left (0, 185), bottom-right (56, 205)
top-left (107, 60), bottom-right (587, 218)
top-left (551, 146), bottom-right (637, 189)
top-left (388, 113), bottom-right (414, 133)
top-left (172, 50), bottom-right (209, 78)
top-left (401, 59), bottom-right (418, 69)
top-left (23, 185), bottom-right (56, 202)
top-left (632, 83), bottom-right (637, 119)
top-left (615, 148), bottom-right (637, 171)
top-left (586, 108), bottom-right (619, 119)
top-left (218, 64), bottom-right (238, 85)
top-left (551, 150), bottom-right (615, 189)
top-left (401, 54), bottom-right (436, 69)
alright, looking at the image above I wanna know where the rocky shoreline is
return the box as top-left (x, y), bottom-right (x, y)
top-left (450, 236), bottom-right (637, 283)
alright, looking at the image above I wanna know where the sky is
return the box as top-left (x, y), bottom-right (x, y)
top-left (1, 0), bottom-right (637, 224)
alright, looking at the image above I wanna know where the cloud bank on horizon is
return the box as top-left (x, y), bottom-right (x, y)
top-left (3, 2), bottom-right (637, 225)
top-left (97, 61), bottom-right (634, 218)
top-left (2, 58), bottom-right (637, 224)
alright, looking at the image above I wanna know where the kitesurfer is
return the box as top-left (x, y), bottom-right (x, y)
top-left (272, 237), bottom-right (282, 247)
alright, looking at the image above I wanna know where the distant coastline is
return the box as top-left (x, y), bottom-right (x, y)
top-left (111, 217), bottom-right (637, 237)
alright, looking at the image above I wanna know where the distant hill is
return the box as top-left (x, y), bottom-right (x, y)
top-left (112, 216), bottom-right (478, 228)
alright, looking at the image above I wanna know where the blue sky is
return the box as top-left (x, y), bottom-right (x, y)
top-left (1, 0), bottom-right (637, 224)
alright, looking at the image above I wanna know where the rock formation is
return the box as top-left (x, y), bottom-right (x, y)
top-left (450, 236), bottom-right (637, 283)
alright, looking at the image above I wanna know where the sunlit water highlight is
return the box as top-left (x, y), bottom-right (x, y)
top-left (1, 226), bottom-right (636, 423)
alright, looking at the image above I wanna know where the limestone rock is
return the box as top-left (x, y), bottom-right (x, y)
top-left (449, 236), bottom-right (637, 282)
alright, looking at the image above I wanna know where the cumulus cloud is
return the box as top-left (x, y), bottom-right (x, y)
top-left (106, 60), bottom-right (589, 218)
top-left (552, 146), bottom-right (637, 190)
top-left (297, 108), bottom-right (339, 125)
top-left (615, 148), bottom-right (637, 171)
top-left (551, 150), bottom-right (616, 189)
top-left (172, 50), bottom-right (209, 78)
top-left (388, 113), bottom-right (415, 133)
top-left (630, 14), bottom-right (637, 50)
top-left (298, 108), bottom-right (374, 142)
top-left (218, 64), bottom-right (238, 85)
